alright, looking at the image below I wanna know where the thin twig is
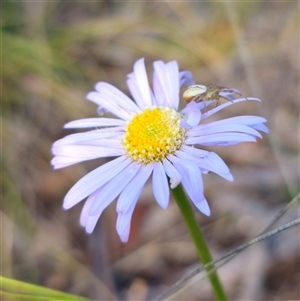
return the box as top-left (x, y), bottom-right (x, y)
top-left (154, 216), bottom-right (300, 301)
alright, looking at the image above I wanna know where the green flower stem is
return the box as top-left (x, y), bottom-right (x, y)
top-left (172, 184), bottom-right (228, 301)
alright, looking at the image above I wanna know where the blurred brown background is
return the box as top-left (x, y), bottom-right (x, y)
top-left (2, 1), bottom-right (299, 300)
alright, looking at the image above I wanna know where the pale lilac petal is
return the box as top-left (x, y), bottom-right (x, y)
top-left (182, 102), bottom-right (201, 126)
top-left (51, 156), bottom-right (101, 169)
top-left (178, 160), bottom-right (203, 200)
top-left (126, 74), bottom-right (145, 110)
top-left (117, 211), bottom-right (132, 243)
top-left (89, 162), bottom-right (141, 216)
top-left (153, 60), bottom-right (180, 109)
top-left (172, 162), bottom-right (193, 199)
top-left (53, 129), bottom-right (123, 146)
top-left (80, 191), bottom-right (101, 233)
top-left (167, 154), bottom-right (181, 164)
top-left (190, 115), bottom-right (267, 129)
top-left (75, 138), bottom-right (122, 147)
top-left (186, 132), bottom-right (257, 146)
top-left (116, 164), bottom-right (154, 213)
top-left (179, 71), bottom-right (194, 87)
top-left (250, 123), bottom-right (269, 133)
top-left (201, 152), bottom-right (233, 182)
top-left (165, 61), bottom-right (180, 109)
top-left (85, 215), bottom-right (101, 233)
top-left (64, 118), bottom-right (126, 129)
top-left (180, 145), bottom-right (209, 157)
top-left (95, 82), bottom-right (140, 114)
top-left (63, 156), bottom-right (131, 209)
top-left (153, 67), bottom-right (166, 106)
top-left (116, 189), bottom-right (142, 242)
top-left (52, 138), bottom-right (123, 169)
top-left (152, 162), bottom-right (169, 209)
top-left (188, 124), bottom-right (262, 139)
top-left (97, 106), bottom-right (108, 116)
top-left (175, 150), bottom-right (233, 182)
top-left (201, 97), bottom-right (261, 120)
top-left (153, 62), bottom-right (169, 106)
top-left (172, 160), bottom-right (210, 216)
top-left (169, 159), bottom-right (203, 199)
top-left (192, 100), bottom-right (215, 111)
top-left (180, 120), bottom-right (192, 129)
top-left (80, 194), bottom-right (95, 227)
top-left (127, 58), bottom-right (152, 108)
top-left (133, 58), bottom-right (153, 107)
top-left (193, 197), bottom-right (211, 216)
top-left (52, 145), bottom-right (124, 158)
top-left (87, 91), bottom-right (131, 120)
top-left (162, 158), bottom-right (181, 188)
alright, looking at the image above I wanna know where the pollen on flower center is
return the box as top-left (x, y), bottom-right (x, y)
top-left (122, 107), bottom-right (186, 165)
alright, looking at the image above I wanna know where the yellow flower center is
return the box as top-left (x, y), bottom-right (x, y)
top-left (122, 107), bottom-right (186, 165)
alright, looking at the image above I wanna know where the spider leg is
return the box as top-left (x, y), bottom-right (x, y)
top-left (191, 95), bottom-right (203, 102)
top-left (220, 95), bottom-right (234, 103)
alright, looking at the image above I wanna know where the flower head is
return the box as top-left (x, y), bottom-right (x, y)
top-left (51, 58), bottom-right (268, 242)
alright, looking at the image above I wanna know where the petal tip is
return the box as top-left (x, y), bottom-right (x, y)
top-left (85, 227), bottom-right (94, 234)
top-left (195, 198), bottom-right (211, 216)
top-left (202, 207), bottom-right (211, 216)
top-left (62, 203), bottom-right (69, 210)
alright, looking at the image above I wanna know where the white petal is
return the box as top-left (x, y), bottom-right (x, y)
top-left (116, 164), bottom-right (154, 213)
top-left (152, 162), bottom-right (169, 209)
top-left (89, 162), bottom-right (141, 216)
top-left (63, 156), bottom-right (131, 209)
top-left (64, 118), bottom-right (126, 129)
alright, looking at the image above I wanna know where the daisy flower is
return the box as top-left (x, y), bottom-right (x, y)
top-left (51, 58), bottom-right (268, 242)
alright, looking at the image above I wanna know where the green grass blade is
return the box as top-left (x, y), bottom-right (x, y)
top-left (0, 276), bottom-right (93, 301)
